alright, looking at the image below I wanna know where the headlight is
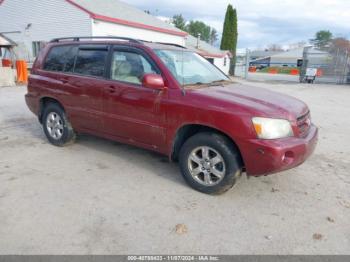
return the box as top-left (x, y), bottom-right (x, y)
top-left (252, 117), bottom-right (294, 139)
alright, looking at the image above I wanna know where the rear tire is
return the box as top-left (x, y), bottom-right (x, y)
top-left (42, 103), bottom-right (76, 146)
top-left (179, 132), bottom-right (242, 194)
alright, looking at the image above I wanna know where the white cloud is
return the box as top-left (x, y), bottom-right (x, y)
top-left (126, 0), bottom-right (350, 48)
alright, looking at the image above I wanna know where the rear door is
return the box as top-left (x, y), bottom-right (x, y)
top-left (101, 46), bottom-right (167, 151)
top-left (39, 44), bottom-right (79, 115)
top-left (65, 44), bottom-right (110, 131)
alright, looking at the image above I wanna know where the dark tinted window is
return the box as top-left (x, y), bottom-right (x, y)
top-left (43, 45), bottom-right (77, 72)
top-left (74, 49), bottom-right (107, 77)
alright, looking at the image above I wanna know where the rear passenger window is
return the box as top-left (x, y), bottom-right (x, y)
top-left (43, 45), bottom-right (77, 72)
top-left (74, 49), bottom-right (107, 77)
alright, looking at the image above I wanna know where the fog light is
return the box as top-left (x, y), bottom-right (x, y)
top-left (282, 151), bottom-right (294, 164)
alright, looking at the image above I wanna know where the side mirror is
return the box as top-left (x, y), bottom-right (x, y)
top-left (142, 73), bottom-right (165, 90)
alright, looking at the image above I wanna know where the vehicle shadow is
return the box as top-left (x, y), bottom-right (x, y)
top-left (74, 133), bottom-right (187, 188)
top-left (11, 119), bottom-right (188, 189)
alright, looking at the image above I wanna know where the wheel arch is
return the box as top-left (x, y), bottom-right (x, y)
top-left (38, 96), bottom-right (65, 123)
top-left (170, 124), bottom-right (244, 167)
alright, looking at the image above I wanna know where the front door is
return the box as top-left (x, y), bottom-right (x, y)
top-left (102, 47), bottom-right (167, 151)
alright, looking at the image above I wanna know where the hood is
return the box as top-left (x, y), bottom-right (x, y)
top-left (188, 83), bottom-right (308, 120)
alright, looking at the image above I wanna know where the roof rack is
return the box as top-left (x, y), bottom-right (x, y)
top-left (50, 36), bottom-right (143, 44)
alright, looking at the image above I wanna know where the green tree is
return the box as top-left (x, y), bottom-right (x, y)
top-left (220, 4), bottom-right (238, 75)
top-left (172, 14), bottom-right (218, 44)
top-left (172, 14), bottom-right (186, 31)
top-left (186, 20), bottom-right (211, 42)
top-left (310, 30), bottom-right (333, 49)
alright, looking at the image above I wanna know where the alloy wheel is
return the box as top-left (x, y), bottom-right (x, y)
top-left (187, 146), bottom-right (226, 186)
top-left (46, 112), bottom-right (64, 140)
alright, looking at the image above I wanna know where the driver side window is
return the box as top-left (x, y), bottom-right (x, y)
top-left (110, 51), bottom-right (157, 85)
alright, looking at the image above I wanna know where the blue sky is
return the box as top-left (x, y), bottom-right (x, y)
top-left (126, 0), bottom-right (350, 50)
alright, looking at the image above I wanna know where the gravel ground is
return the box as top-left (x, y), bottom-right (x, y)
top-left (0, 80), bottom-right (349, 255)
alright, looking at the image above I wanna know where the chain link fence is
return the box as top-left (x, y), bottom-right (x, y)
top-left (235, 47), bottom-right (350, 84)
top-left (234, 51), bottom-right (248, 78)
top-left (299, 46), bottom-right (350, 84)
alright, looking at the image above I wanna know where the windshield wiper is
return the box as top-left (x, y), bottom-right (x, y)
top-left (184, 80), bottom-right (232, 87)
top-left (183, 82), bottom-right (206, 87)
top-left (208, 79), bottom-right (232, 86)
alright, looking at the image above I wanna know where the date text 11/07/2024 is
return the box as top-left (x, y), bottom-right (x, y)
top-left (127, 255), bottom-right (220, 261)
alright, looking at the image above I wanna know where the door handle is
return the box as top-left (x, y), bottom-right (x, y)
top-left (105, 85), bottom-right (116, 93)
top-left (61, 78), bottom-right (69, 84)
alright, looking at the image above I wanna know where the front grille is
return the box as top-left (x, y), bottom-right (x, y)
top-left (297, 111), bottom-right (311, 137)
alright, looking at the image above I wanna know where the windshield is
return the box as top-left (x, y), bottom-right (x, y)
top-left (154, 49), bottom-right (230, 87)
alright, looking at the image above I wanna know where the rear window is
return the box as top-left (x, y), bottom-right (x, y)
top-left (43, 45), bottom-right (77, 72)
top-left (74, 49), bottom-right (108, 77)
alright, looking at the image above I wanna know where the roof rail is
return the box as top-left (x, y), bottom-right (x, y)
top-left (141, 40), bottom-right (186, 49)
top-left (50, 36), bottom-right (143, 44)
top-left (154, 42), bottom-right (186, 49)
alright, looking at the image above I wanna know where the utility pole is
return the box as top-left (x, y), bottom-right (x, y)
top-left (245, 49), bottom-right (250, 79)
top-left (300, 46), bottom-right (312, 83)
top-left (196, 33), bottom-right (201, 48)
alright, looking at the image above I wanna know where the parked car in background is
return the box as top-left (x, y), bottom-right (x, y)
top-left (25, 36), bottom-right (318, 194)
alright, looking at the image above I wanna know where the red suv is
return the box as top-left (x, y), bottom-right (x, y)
top-left (25, 36), bottom-right (318, 194)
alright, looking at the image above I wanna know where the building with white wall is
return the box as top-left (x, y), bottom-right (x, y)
top-left (0, 0), bottom-right (231, 75)
top-left (0, 33), bottom-right (17, 86)
top-left (0, 0), bottom-right (187, 62)
top-left (185, 35), bottom-right (231, 74)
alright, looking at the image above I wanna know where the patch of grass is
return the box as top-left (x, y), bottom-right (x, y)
top-left (258, 67), bottom-right (299, 74)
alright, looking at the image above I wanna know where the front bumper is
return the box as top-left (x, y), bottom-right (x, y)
top-left (239, 124), bottom-right (318, 176)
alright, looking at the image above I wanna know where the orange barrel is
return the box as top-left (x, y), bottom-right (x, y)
top-left (290, 69), bottom-right (299, 75)
top-left (316, 68), bottom-right (323, 77)
top-left (268, 68), bottom-right (278, 74)
top-left (248, 66), bottom-right (257, 72)
top-left (16, 60), bottom-right (29, 83)
top-left (2, 59), bottom-right (12, 67)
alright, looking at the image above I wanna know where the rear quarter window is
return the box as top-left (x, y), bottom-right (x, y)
top-left (43, 45), bottom-right (78, 72)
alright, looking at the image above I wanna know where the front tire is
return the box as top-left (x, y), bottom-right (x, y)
top-left (42, 103), bottom-right (76, 146)
top-left (179, 132), bottom-right (242, 194)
